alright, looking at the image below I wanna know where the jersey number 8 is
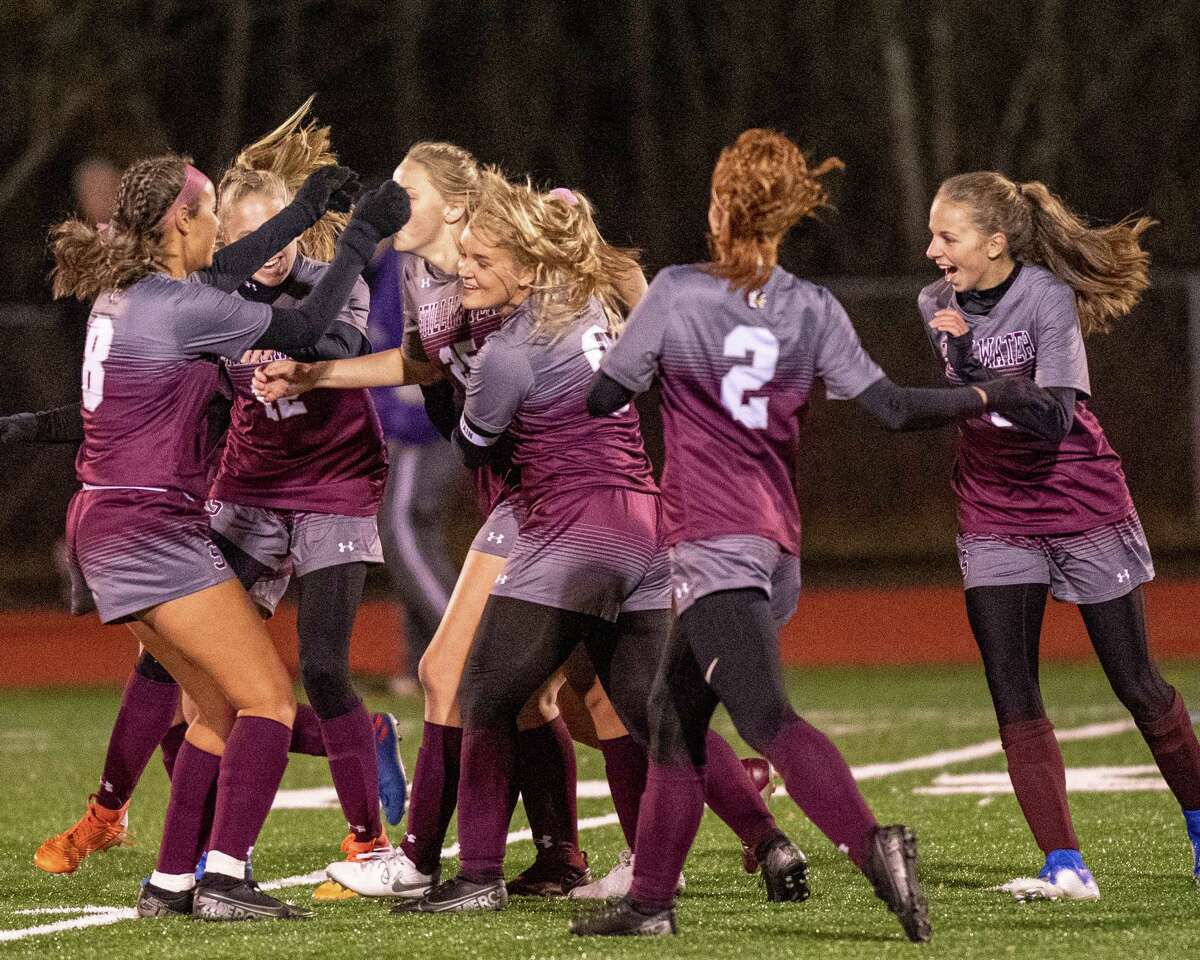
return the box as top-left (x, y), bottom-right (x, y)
top-left (722, 325), bottom-right (779, 430)
top-left (82, 315), bottom-right (115, 412)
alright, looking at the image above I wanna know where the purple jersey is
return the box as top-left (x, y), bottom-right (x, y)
top-left (212, 257), bottom-right (387, 517)
top-left (75, 273), bottom-right (271, 498)
top-left (600, 265), bottom-right (883, 554)
top-left (462, 298), bottom-right (657, 511)
top-left (399, 252), bottom-right (510, 514)
top-left (919, 264), bottom-right (1133, 535)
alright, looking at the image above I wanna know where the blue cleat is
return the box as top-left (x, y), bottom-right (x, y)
top-left (373, 712), bottom-right (407, 825)
top-left (1185, 809), bottom-right (1200, 887)
top-left (1001, 849), bottom-right (1099, 902)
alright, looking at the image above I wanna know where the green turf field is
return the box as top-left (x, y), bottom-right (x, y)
top-left (2, 662), bottom-right (1198, 958)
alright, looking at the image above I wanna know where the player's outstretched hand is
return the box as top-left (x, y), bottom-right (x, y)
top-left (295, 164), bottom-right (361, 218)
top-left (253, 360), bottom-right (319, 402)
top-left (0, 412), bottom-right (37, 445)
top-left (980, 376), bottom-right (1046, 413)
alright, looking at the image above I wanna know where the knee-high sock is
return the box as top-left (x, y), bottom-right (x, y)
top-left (320, 702), bottom-right (382, 842)
top-left (400, 722), bottom-right (462, 875)
top-left (1001, 717), bottom-right (1079, 854)
top-left (207, 717), bottom-right (290, 867)
top-left (96, 670), bottom-right (180, 811)
top-left (515, 716), bottom-right (582, 861)
top-left (599, 734), bottom-right (647, 848)
top-left (156, 742), bottom-right (220, 875)
top-left (290, 703), bottom-right (326, 756)
top-left (702, 731), bottom-right (778, 852)
top-left (629, 761), bottom-right (705, 909)
top-left (160, 722), bottom-right (188, 781)
top-left (456, 727), bottom-right (517, 883)
top-left (765, 717), bottom-right (878, 868)
top-left (1136, 690), bottom-right (1200, 811)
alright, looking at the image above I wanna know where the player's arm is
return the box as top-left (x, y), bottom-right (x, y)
top-left (928, 306), bottom-right (1075, 441)
top-left (200, 166), bottom-right (359, 292)
top-left (0, 402), bottom-right (84, 444)
top-left (253, 346), bottom-right (442, 401)
top-left (453, 340), bottom-right (531, 469)
top-left (587, 269), bottom-right (671, 415)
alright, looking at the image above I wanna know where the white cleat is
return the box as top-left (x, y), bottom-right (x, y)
top-left (997, 869), bottom-right (1100, 903)
top-left (566, 849), bottom-right (684, 900)
top-left (324, 848), bottom-right (437, 899)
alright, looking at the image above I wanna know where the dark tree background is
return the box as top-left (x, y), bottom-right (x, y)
top-left (1, 0), bottom-right (1199, 601)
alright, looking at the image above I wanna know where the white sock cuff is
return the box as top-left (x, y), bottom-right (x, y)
top-left (204, 850), bottom-right (246, 880)
top-left (149, 870), bottom-right (196, 893)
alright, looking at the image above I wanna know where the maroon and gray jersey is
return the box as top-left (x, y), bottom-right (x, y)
top-left (600, 264), bottom-right (883, 554)
top-left (212, 257), bottom-right (387, 517)
top-left (75, 273), bottom-right (271, 498)
top-left (398, 253), bottom-right (510, 514)
top-left (461, 298), bottom-right (657, 510)
top-left (918, 264), bottom-right (1133, 535)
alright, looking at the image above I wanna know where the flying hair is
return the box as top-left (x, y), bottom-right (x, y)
top-left (218, 94), bottom-right (346, 261)
top-left (467, 171), bottom-right (641, 338)
top-left (937, 172), bottom-right (1155, 335)
top-left (707, 128), bottom-right (843, 293)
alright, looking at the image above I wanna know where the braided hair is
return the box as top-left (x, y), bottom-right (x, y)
top-left (50, 154), bottom-right (196, 300)
top-left (706, 129), bottom-right (843, 293)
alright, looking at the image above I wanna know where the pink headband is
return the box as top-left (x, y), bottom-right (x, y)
top-left (158, 164), bottom-right (211, 226)
top-left (549, 187), bottom-right (578, 207)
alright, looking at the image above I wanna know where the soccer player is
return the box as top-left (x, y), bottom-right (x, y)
top-left (48, 152), bottom-right (410, 920)
top-left (920, 171), bottom-right (1200, 898)
top-left (572, 129), bottom-right (1041, 940)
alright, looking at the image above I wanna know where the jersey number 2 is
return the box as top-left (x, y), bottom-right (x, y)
top-left (721, 325), bottom-right (778, 430)
top-left (82, 315), bottom-right (115, 412)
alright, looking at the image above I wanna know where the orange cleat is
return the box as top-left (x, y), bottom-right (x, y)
top-left (312, 830), bottom-right (390, 901)
top-left (34, 795), bottom-right (131, 875)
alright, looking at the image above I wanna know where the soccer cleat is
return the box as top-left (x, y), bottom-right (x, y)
top-left (569, 895), bottom-right (678, 937)
top-left (566, 849), bottom-right (685, 900)
top-left (863, 824), bottom-right (932, 943)
top-left (325, 846), bottom-right (437, 899)
top-left (373, 712), bottom-right (408, 825)
top-left (314, 831), bottom-right (391, 901)
top-left (34, 795), bottom-right (131, 874)
top-left (193, 873), bottom-right (313, 921)
top-left (1184, 808), bottom-right (1200, 887)
top-left (758, 836), bottom-right (811, 902)
top-left (136, 882), bottom-right (193, 918)
top-left (507, 846), bottom-right (592, 897)
top-left (391, 875), bottom-right (507, 913)
top-left (1000, 849), bottom-right (1100, 903)
top-left (740, 757), bottom-right (777, 874)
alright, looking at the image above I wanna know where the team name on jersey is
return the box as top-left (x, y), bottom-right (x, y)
top-left (418, 295), bottom-right (464, 338)
top-left (941, 328), bottom-right (1035, 378)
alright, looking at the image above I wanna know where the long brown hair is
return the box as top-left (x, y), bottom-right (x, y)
top-left (937, 172), bottom-right (1154, 335)
top-left (218, 95), bottom-right (346, 261)
top-left (706, 129), bottom-right (843, 293)
top-left (468, 171), bottom-right (641, 337)
top-left (50, 154), bottom-right (197, 301)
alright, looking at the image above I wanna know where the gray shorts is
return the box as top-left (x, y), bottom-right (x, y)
top-left (67, 488), bottom-right (234, 624)
top-left (206, 500), bottom-right (383, 615)
top-left (469, 498), bottom-right (521, 559)
top-left (670, 535), bottom-right (801, 627)
top-left (956, 511), bottom-right (1154, 604)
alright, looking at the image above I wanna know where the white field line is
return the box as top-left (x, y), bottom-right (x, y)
top-left (0, 717), bottom-right (1137, 944)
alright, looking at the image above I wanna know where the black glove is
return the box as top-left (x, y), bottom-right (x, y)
top-left (0, 412), bottom-right (37, 444)
top-left (294, 165), bottom-right (360, 218)
top-left (340, 181), bottom-right (412, 260)
top-left (979, 376), bottom-right (1048, 413)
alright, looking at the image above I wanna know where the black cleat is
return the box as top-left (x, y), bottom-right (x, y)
top-left (759, 836), bottom-right (811, 902)
top-left (569, 895), bottom-right (678, 937)
top-left (391, 875), bottom-right (508, 913)
top-left (136, 881), bottom-right (193, 918)
top-left (193, 873), bottom-right (313, 921)
top-left (507, 847), bottom-right (592, 897)
top-left (863, 824), bottom-right (932, 943)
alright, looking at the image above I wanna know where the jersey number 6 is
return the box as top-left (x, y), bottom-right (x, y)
top-left (722, 325), bottom-right (778, 430)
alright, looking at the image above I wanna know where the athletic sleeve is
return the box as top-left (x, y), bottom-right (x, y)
top-left (1033, 284), bottom-right (1091, 396)
top-left (174, 280), bottom-right (272, 359)
top-left (813, 290), bottom-right (885, 400)
top-left (459, 337), bottom-right (533, 447)
top-left (599, 270), bottom-right (672, 393)
top-left (196, 201), bottom-right (316, 293)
